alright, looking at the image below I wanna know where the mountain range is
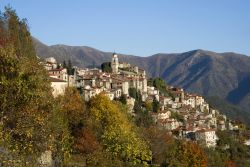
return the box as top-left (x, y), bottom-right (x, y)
top-left (33, 37), bottom-right (250, 124)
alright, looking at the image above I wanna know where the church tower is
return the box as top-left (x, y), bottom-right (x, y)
top-left (111, 52), bottom-right (119, 74)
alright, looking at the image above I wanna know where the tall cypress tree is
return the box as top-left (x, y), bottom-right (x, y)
top-left (152, 96), bottom-right (160, 113)
top-left (67, 59), bottom-right (73, 75)
top-left (63, 60), bottom-right (67, 68)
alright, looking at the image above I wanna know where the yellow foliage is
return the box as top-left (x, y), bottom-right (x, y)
top-left (57, 87), bottom-right (85, 125)
top-left (89, 93), bottom-right (152, 165)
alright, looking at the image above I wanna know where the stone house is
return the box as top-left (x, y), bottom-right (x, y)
top-left (195, 129), bottom-right (217, 147)
top-left (218, 120), bottom-right (226, 131)
top-left (157, 118), bottom-right (180, 130)
top-left (43, 57), bottom-right (57, 70)
top-left (147, 86), bottom-right (159, 96)
top-left (183, 96), bottom-right (196, 108)
top-left (48, 68), bottom-right (68, 81)
top-left (159, 96), bottom-right (173, 106)
top-left (151, 110), bottom-right (171, 123)
top-left (83, 85), bottom-right (104, 101)
top-left (50, 77), bottom-right (67, 97)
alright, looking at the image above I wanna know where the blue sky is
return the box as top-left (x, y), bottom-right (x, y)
top-left (1, 0), bottom-right (250, 56)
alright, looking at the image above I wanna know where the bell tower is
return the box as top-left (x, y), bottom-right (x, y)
top-left (111, 52), bottom-right (119, 74)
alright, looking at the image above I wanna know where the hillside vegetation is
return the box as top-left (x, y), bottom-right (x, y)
top-left (33, 37), bottom-right (250, 123)
top-left (1, 7), bottom-right (250, 167)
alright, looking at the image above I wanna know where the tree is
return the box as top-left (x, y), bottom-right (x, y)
top-left (143, 127), bottom-right (173, 165)
top-left (0, 7), bottom-right (56, 165)
top-left (67, 59), bottom-right (73, 75)
top-left (55, 87), bottom-right (87, 161)
top-left (45, 103), bottom-right (72, 166)
top-left (165, 140), bottom-right (207, 167)
top-left (147, 78), bottom-right (154, 87)
top-left (129, 87), bottom-right (137, 99)
top-left (88, 93), bottom-right (152, 165)
top-left (63, 60), bottom-right (67, 68)
top-left (101, 62), bottom-right (112, 73)
top-left (74, 127), bottom-right (99, 155)
top-left (134, 109), bottom-right (154, 128)
top-left (153, 77), bottom-right (166, 91)
top-left (152, 97), bottom-right (160, 113)
top-left (119, 94), bottom-right (127, 105)
top-left (204, 148), bottom-right (229, 167)
top-left (148, 77), bottom-right (173, 97)
top-left (171, 111), bottom-right (184, 122)
top-left (92, 61), bottom-right (96, 68)
top-left (225, 160), bottom-right (237, 167)
top-left (4, 6), bottom-right (36, 59)
top-left (56, 63), bottom-right (61, 69)
top-left (129, 88), bottom-right (142, 105)
top-left (144, 100), bottom-right (153, 112)
top-left (57, 87), bottom-right (85, 128)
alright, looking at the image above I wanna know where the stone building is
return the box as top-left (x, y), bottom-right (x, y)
top-left (50, 77), bottom-right (67, 97)
top-left (111, 52), bottom-right (119, 74)
top-left (195, 129), bottom-right (217, 147)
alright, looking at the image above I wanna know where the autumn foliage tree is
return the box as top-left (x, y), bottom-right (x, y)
top-left (57, 87), bottom-right (85, 127)
top-left (0, 7), bottom-right (56, 165)
top-left (164, 140), bottom-right (207, 167)
top-left (88, 93), bottom-right (152, 166)
top-left (56, 87), bottom-right (90, 158)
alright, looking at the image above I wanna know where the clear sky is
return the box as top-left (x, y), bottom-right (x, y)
top-left (1, 0), bottom-right (250, 56)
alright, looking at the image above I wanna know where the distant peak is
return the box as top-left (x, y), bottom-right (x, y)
top-left (192, 49), bottom-right (206, 54)
top-left (194, 49), bottom-right (203, 52)
top-left (189, 49), bottom-right (219, 57)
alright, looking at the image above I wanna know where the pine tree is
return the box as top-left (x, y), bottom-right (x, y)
top-left (152, 96), bottom-right (160, 113)
top-left (67, 59), bottom-right (72, 75)
top-left (63, 60), bottom-right (67, 68)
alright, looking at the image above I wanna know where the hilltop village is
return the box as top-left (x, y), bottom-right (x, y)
top-left (43, 53), bottom-right (239, 148)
